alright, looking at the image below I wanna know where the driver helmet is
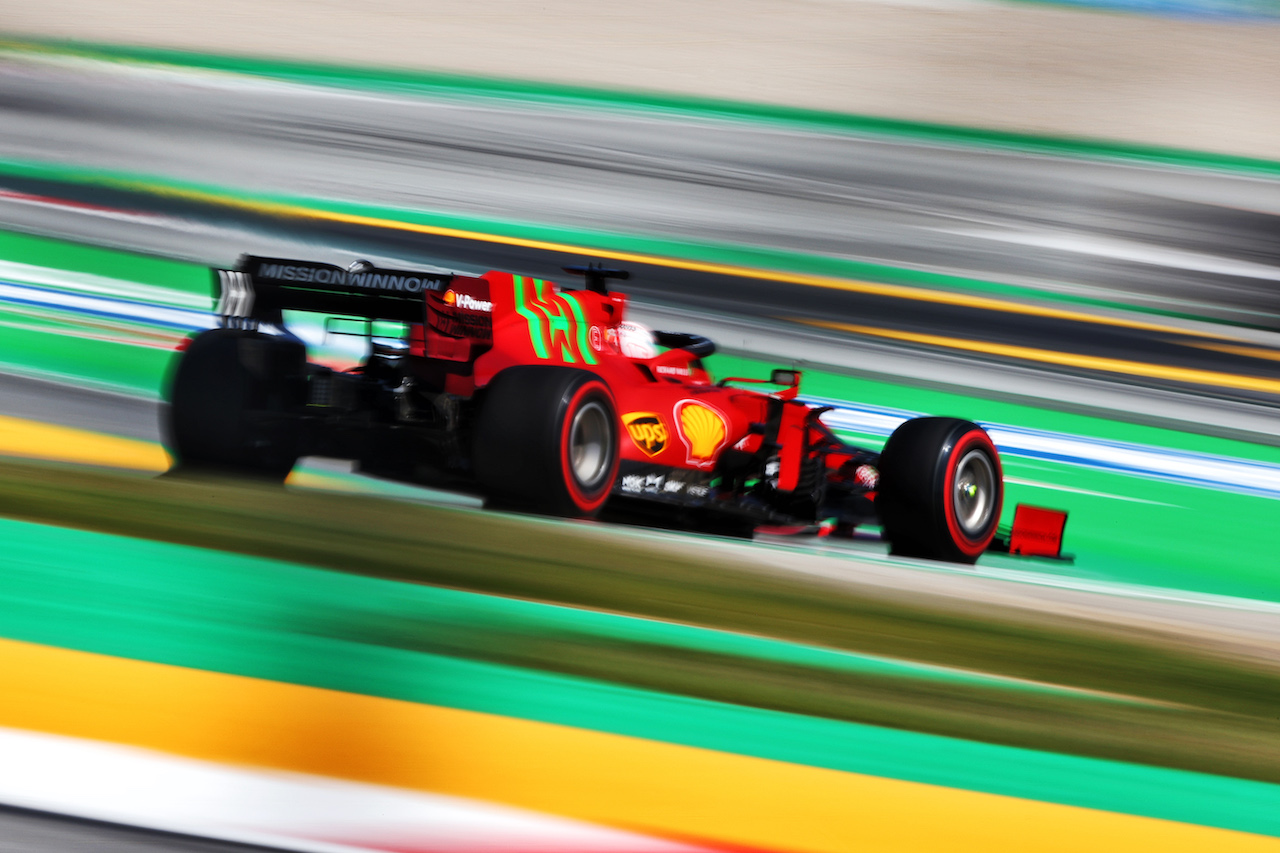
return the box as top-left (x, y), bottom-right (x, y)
top-left (618, 320), bottom-right (658, 360)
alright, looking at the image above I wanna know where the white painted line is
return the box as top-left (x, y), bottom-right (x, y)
top-left (0, 258), bottom-right (210, 309)
top-left (0, 280), bottom-right (209, 330)
top-left (943, 227), bottom-right (1280, 282)
top-left (0, 726), bottom-right (713, 853)
top-left (812, 396), bottom-right (1280, 501)
top-left (988, 422), bottom-right (1280, 500)
top-left (0, 256), bottom-right (209, 308)
top-left (1003, 476), bottom-right (1178, 506)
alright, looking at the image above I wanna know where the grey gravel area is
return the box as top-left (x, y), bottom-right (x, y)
top-left (0, 371), bottom-right (160, 441)
top-left (0, 805), bottom-right (284, 853)
top-left (2, 56), bottom-right (1278, 330)
top-left (626, 524), bottom-right (1280, 671)
top-left (5, 0), bottom-right (1280, 160)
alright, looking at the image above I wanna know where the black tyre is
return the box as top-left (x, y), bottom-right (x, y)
top-left (163, 328), bottom-right (306, 480)
top-left (474, 366), bottom-right (619, 518)
top-left (877, 417), bottom-right (1002, 563)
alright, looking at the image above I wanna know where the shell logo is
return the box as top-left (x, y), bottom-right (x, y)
top-left (675, 400), bottom-right (728, 468)
top-left (443, 290), bottom-right (456, 305)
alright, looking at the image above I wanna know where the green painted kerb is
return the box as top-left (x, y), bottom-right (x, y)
top-left (1, 515), bottom-right (1279, 836)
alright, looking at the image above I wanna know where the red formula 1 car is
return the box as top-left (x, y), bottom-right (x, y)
top-left (163, 257), bottom-right (1065, 563)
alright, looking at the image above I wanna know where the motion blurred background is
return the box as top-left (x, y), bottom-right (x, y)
top-left (1, 1), bottom-right (1280, 851)
top-left (6, 0), bottom-right (1280, 157)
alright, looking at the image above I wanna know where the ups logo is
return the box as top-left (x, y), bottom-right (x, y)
top-left (623, 412), bottom-right (668, 457)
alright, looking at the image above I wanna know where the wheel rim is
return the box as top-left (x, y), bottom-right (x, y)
top-left (952, 448), bottom-right (996, 537)
top-left (569, 400), bottom-right (612, 489)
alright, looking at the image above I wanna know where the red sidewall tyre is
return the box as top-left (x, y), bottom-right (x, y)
top-left (474, 366), bottom-right (620, 518)
top-left (558, 379), bottom-right (618, 514)
top-left (877, 417), bottom-right (1003, 563)
top-left (941, 428), bottom-right (1003, 559)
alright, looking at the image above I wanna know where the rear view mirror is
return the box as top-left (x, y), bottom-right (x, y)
top-left (770, 369), bottom-right (800, 387)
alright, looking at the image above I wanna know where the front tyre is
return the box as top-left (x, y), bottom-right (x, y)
top-left (474, 366), bottom-right (619, 518)
top-left (877, 417), bottom-right (1002, 563)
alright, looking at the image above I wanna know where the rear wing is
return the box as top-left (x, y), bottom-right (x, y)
top-left (216, 255), bottom-right (454, 327)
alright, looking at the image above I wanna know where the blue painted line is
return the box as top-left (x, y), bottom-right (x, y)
top-left (1025, 0), bottom-right (1280, 20)
top-left (808, 394), bottom-right (1280, 501)
top-left (0, 279), bottom-right (210, 332)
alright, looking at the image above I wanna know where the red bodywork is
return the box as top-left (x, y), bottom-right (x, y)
top-left (200, 254), bottom-right (1053, 558)
top-left (415, 270), bottom-right (850, 495)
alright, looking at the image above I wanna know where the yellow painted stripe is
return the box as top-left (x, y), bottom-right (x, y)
top-left (799, 319), bottom-right (1280, 395)
top-left (1189, 340), bottom-right (1280, 363)
top-left (0, 415), bottom-right (370, 493)
top-left (0, 414), bottom-right (168, 471)
top-left (3, 637), bottom-right (1276, 853)
top-left (128, 179), bottom-right (1228, 340)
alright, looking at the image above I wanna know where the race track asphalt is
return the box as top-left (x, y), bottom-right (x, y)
top-left (3, 56), bottom-right (1280, 407)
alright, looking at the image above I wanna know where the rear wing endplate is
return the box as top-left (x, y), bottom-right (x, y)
top-left (216, 255), bottom-right (453, 327)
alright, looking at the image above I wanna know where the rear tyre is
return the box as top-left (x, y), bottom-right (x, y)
top-left (877, 417), bottom-right (1002, 563)
top-left (163, 328), bottom-right (306, 481)
top-left (474, 366), bottom-right (619, 518)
